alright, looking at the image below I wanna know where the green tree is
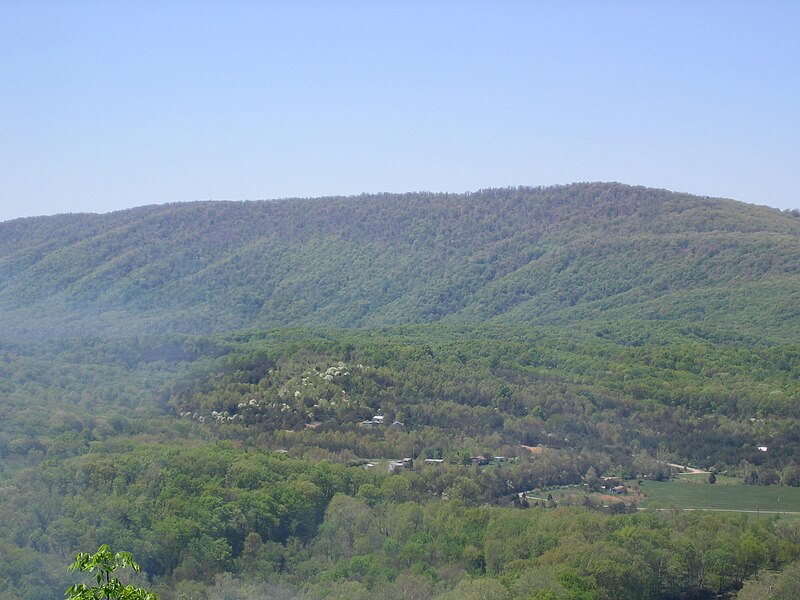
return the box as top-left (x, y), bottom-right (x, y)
top-left (66, 545), bottom-right (157, 600)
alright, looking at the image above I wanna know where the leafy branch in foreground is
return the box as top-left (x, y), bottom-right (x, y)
top-left (66, 544), bottom-right (157, 600)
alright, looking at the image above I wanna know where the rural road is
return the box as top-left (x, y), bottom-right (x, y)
top-left (668, 463), bottom-right (709, 474)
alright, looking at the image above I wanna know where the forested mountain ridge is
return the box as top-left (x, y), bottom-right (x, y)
top-left (2, 182), bottom-right (798, 341)
top-left (3, 183), bottom-right (800, 599)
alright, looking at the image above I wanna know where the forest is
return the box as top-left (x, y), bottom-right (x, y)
top-left (1, 183), bottom-right (799, 343)
top-left (1, 184), bottom-right (799, 598)
top-left (1, 324), bottom-right (799, 599)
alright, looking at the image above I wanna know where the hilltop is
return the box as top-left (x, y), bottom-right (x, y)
top-left (1, 183), bottom-right (798, 342)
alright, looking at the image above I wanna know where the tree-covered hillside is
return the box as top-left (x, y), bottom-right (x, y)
top-left (2, 183), bottom-right (800, 599)
top-left (1, 183), bottom-right (798, 341)
top-left (1, 326), bottom-right (800, 599)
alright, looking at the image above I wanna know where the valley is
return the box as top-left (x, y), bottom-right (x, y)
top-left (1, 184), bottom-right (799, 599)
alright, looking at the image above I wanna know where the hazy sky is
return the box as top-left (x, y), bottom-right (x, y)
top-left (1, 1), bottom-right (798, 222)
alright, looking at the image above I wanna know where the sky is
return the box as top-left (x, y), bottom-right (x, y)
top-left (1, 1), bottom-right (799, 222)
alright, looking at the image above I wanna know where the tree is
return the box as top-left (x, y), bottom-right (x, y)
top-left (708, 472), bottom-right (717, 484)
top-left (66, 545), bottom-right (158, 600)
top-left (447, 476), bottom-right (482, 505)
top-left (584, 466), bottom-right (599, 491)
top-left (783, 464), bottom-right (800, 487)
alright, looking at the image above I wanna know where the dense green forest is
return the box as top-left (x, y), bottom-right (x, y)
top-left (1, 184), bottom-right (799, 342)
top-left (2, 325), bottom-right (799, 598)
top-left (1, 184), bottom-right (800, 598)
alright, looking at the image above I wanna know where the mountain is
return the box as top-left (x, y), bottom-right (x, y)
top-left (2, 183), bottom-right (800, 600)
top-left (1, 182), bottom-right (798, 341)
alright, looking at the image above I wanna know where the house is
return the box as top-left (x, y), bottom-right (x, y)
top-left (600, 477), bottom-right (623, 492)
top-left (371, 415), bottom-right (385, 424)
top-left (611, 485), bottom-right (627, 494)
top-left (758, 446), bottom-right (768, 452)
top-left (424, 458), bottom-right (445, 464)
top-left (305, 421), bottom-right (322, 430)
top-left (388, 458), bottom-right (413, 473)
top-left (470, 455), bottom-right (489, 466)
top-left (359, 420), bottom-right (375, 427)
top-left (390, 420), bottom-right (405, 428)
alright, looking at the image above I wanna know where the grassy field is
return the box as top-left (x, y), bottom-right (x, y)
top-left (640, 479), bottom-right (800, 513)
top-left (675, 472), bottom-right (740, 485)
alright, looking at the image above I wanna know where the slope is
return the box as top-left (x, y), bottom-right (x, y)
top-left (0, 183), bottom-right (798, 341)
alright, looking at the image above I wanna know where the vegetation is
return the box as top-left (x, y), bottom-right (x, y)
top-left (1, 184), bottom-right (799, 598)
top-left (1, 183), bottom-right (798, 342)
top-left (738, 561), bottom-right (800, 599)
top-left (640, 480), bottom-right (800, 513)
top-left (0, 325), bottom-right (798, 598)
top-left (67, 545), bottom-right (157, 600)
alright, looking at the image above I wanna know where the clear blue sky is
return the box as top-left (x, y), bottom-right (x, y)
top-left (1, 1), bottom-right (798, 222)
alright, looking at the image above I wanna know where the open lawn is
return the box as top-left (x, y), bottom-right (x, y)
top-left (640, 480), bottom-right (800, 513)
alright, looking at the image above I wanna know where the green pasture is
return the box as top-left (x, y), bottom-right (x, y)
top-left (640, 479), bottom-right (800, 513)
top-left (676, 472), bottom-right (739, 485)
